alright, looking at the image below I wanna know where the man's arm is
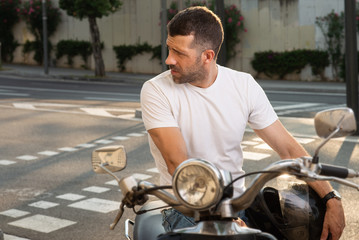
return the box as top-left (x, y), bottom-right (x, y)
top-left (148, 127), bottom-right (188, 175)
top-left (254, 119), bottom-right (345, 240)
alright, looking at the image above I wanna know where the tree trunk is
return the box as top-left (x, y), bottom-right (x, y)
top-left (88, 17), bottom-right (105, 77)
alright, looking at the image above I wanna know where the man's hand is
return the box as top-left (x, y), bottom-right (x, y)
top-left (320, 199), bottom-right (345, 240)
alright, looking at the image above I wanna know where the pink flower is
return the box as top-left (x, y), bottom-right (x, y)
top-left (237, 21), bottom-right (241, 26)
top-left (239, 16), bottom-right (244, 21)
top-left (244, 28), bottom-right (248, 32)
top-left (16, 8), bottom-right (20, 12)
top-left (228, 17), bottom-right (232, 23)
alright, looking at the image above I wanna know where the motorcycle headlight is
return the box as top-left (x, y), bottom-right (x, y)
top-left (172, 159), bottom-right (224, 210)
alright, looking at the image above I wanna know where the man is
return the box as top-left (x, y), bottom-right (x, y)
top-left (140, 6), bottom-right (344, 240)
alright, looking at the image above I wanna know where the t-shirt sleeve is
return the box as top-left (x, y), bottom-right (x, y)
top-left (140, 80), bottom-right (179, 131)
top-left (247, 76), bottom-right (278, 130)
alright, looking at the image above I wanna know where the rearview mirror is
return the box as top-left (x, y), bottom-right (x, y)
top-left (314, 108), bottom-right (357, 138)
top-left (92, 145), bottom-right (126, 174)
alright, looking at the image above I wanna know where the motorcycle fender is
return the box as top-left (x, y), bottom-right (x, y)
top-left (133, 200), bottom-right (166, 240)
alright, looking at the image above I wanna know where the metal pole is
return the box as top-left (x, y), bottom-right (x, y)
top-left (161, 0), bottom-right (168, 72)
top-left (42, 0), bottom-right (48, 75)
top-left (345, 0), bottom-right (359, 133)
top-left (0, 42), bottom-right (2, 69)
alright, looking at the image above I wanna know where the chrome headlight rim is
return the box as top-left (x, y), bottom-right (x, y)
top-left (172, 158), bottom-right (224, 211)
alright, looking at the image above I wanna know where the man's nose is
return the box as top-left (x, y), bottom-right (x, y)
top-left (165, 51), bottom-right (176, 66)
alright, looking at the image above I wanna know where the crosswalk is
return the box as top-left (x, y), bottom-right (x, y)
top-left (0, 132), bottom-right (320, 238)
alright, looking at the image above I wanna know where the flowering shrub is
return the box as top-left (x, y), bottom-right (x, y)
top-left (315, 10), bottom-right (344, 81)
top-left (0, 0), bottom-right (21, 62)
top-left (20, 0), bottom-right (61, 64)
top-left (224, 4), bottom-right (247, 60)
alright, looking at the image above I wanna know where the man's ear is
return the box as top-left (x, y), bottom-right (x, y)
top-left (202, 49), bottom-right (215, 63)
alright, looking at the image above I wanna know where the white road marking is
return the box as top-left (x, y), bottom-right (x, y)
top-left (77, 143), bottom-right (96, 148)
top-left (68, 198), bottom-right (121, 213)
top-left (8, 214), bottom-right (76, 233)
top-left (80, 107), bottom-right (135, 118)
top-left (254, 143), bottom-right (273, 150)
top-left (82, 186), bottom-right (110, 193)
top-left (295, 137), bottom-right (315, 144)
top-left (56, 193), bottom-right (86, 201)
top-left (16, 155), bottom-right (38, 161)
top-left (127, 133), bottom-right (145, 137)
top-left (241, 141), bottom-right (260, 146)
top-left (29, 201), bottom-right (59, 209)
top-left (95, 139), bottom-right (114, 144)
top-left (252, 138), bottom-right (264, 142)
top-left (4, 234), bottom-right (31, 240)
top-left (132, 173), bottom-right (152, 180)
top-left (112, 136), bottom-right (130, 141)
top-left (243, 151), bottom-right (271, 161)
top-left (273, 103), bottom-right (321, 111)
top-left (58, 147), bottom-right (78, 152)
top-left (105, 180), bottom-right (118, 186)
top-left (38, 150), bottom-right (59, 156)
top-left (266, 90), bottom-right (345, 96)
top-left (0, 209), bottom-right (30, 218)
top-left (147, 168), bottom-right (159, 173)
top-left (0, 160), bottom-right (16, 165)
top-left (0, 93), bottom-right (29, 96)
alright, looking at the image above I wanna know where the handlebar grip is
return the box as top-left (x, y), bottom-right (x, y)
top-left (319, 164), bottom-right (358, 178)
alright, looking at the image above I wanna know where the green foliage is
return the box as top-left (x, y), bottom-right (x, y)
top-left (113, 43), bottom-right (160, 71)
top-left (224, 4), bottom-right (246, 60)
top-left (315, 10), bottom-right (344, 81)
top-left (251, 50), bottom-right (330, 80)
top-left (0, 0), bottom-right (21, 62)
top-left (59, 0), bottom-right (122, 19)
top-left (20, 0), bottom-right (61, 64)
top-left (56, 40), bottom-right (93, 68)
top-left (23, 40), bottom-right (53, 64)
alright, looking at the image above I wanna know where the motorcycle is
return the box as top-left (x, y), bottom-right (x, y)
top-left (91, 107), bottom-right (359, 240)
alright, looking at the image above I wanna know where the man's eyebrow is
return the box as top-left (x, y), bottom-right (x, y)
top-left (168, 45), bottom-right (189, 56)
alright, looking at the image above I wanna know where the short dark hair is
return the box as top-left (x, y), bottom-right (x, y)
top-left (167, 6), bottom-right (224, 58)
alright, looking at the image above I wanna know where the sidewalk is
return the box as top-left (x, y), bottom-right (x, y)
top-left (0, 63), bottom-right (155, 84)
top-left (0, 63), bottom-right (346, 93)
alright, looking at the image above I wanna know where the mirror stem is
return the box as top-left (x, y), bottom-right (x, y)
top-left (98, 163), bottom-right (121, 185)
top-left (313, 115), bottom-right (345, 163)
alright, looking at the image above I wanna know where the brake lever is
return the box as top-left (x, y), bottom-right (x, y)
top-left (110, 202), bottom-right (125, 230)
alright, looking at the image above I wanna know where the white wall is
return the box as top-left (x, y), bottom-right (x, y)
top-left (10, 0), bottom-right (346, 78)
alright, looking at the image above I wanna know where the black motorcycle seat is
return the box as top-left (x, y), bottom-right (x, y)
top-left (133, 200), bottom-right (166, 240)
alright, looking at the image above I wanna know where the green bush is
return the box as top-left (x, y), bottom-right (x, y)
top-left (0, 0), bottom-right (21, 62)
top-left (56, 40), bottom-right (93, 68)
top-left (113, 43), bottom-right (159, 71)
top-left (20, 0), bottom-right (61, 64)
top-left (251, 50), bottom-right (329, 80)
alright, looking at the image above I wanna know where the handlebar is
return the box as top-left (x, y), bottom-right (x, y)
top-left (319, 163), bottom-right (359, 178)
top-left (119, 157), bottom-right (359, 219)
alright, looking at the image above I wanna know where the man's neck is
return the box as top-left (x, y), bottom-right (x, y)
top-left (190, 64), bottom-right (218, 88)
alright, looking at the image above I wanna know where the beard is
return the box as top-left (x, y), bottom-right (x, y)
top-left (169, 57), bottom-right (207, 85)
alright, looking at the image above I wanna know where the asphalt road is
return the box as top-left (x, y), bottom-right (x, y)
top-left (0, 76), bottom-right (357, 240)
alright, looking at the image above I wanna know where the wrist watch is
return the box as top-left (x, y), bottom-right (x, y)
top-left (322, 190), bottom-right (342, 206)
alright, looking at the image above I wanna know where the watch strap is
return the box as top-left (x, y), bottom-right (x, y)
top-left (322, 191), bottom-right (340, 206)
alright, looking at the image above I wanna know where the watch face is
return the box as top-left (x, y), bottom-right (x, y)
top-left (333, 190), bottom-right (342, 199)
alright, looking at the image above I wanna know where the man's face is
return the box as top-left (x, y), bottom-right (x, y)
top-left (165, 34), bottom-right (207, 85)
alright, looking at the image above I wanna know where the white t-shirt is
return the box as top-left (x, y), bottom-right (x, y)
top-left (140, 65), bottom-right (278, 195)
